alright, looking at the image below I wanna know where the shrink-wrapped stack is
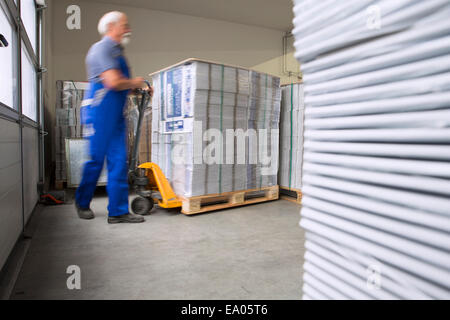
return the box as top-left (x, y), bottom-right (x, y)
top-left (126, 94), bottom-right (152, 165)
top-left (150, 59), bottom-right (281, 198)
top-left (54, 81), bottom-right (88, 181)
top-left (279, 83), bottom-right (305, 190)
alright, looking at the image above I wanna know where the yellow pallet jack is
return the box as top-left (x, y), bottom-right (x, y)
top-left (128, 81), bottom-right (182, 215)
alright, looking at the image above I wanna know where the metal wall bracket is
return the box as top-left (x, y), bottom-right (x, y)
top-left (36, 5), bottom-right (48, 12)
top-left (38, 67), bottom-right (48, 75)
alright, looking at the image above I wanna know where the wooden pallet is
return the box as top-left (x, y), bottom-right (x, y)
top-left (180, 186), bottom-right (279, 215)
top-left (54, 180), bottom-right (66, 190)
top-left (280, 187), bottom-right (302, 205)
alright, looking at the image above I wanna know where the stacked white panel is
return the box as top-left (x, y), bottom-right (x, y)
top-left (293, 0), bottom-right (450, 299)
top-left (279, 83), bottom-right (305, 190)
top-left (151, 60), bottom-right (281, 198)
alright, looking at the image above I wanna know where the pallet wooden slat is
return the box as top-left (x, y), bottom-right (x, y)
top-left (280, 186), bottom-right (302, 205)
top-left (180, 186), bottom-right (279, 215)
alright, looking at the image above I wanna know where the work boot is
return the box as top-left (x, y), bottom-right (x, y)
top-left (108, 213), bottom-right (145, 224)
top-left (75, 203), bottom-right (95, 220)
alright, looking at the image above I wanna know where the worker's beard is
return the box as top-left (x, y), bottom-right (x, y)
top-left (121, 32), bottom-right (132, 46)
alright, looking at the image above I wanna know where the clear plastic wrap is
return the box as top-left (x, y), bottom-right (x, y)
top-left (279, 83), bottom-right (305, 190)
top-left (54, 80), bottom-right (89, 181)
top-left (126, 94), bottom-right (152, 166)
top-left (151, 59), bottom-right (281, 198)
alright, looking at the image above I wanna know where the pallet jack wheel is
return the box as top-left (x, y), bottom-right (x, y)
top-left (131, 196), bottom-right (154, 216)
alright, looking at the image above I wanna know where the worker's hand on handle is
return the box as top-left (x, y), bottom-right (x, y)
top-left (144, 85), bottom-right (154, 98)
top-left (100, 70), bottom-right (153, 94)
top-left (131, 78), bottom-right (153, 98)
top-left (130, 77), bottom-right (146, 89)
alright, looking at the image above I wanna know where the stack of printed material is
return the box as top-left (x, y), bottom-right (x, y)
top-left (54, 80), bottom-right (88, 182)
top-left (150, 59), bottom-right (281, 198)
top-left (126, 94), bottom-right (152, 165)
top-left (293, 0), bottom-right (450, 299)
top-left (279, 83), bottom-right (305, 190)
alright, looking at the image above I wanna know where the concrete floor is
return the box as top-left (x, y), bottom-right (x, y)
top-left (10, 191), bottom-right (305, 300)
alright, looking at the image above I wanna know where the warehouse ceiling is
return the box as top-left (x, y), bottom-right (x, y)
top-left (90, 0), bottom-right (294, 31)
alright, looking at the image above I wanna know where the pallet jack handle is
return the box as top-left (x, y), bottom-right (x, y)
top-left (129, 80), bottom-right (152, 179)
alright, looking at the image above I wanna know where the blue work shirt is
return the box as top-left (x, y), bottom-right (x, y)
top-left (81, 36), bottom-right (131, 128)
top-left (86, 36), bottom-right (124, 83)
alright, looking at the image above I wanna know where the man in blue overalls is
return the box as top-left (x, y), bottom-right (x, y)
top-left (75, 11), bottom-right (152, 223)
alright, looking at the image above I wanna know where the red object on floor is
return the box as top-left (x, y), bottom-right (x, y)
top-left (40, 194), bottom-right (64, 205)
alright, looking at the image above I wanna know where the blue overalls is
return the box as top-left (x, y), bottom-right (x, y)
top-left (76, 44), bottom-right (130, 217)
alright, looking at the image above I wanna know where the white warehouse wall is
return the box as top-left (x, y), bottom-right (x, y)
top-left (0, 119), bottom-right (23, 270)
top-left (22, 126), bottom-right (40, 223)
top-left (50, 0), bottom-right (292, 82)
top-left (43, 0), bottom-right (300, 165)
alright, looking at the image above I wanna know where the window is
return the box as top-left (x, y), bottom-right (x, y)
top-left (21, 0), bottom-right (37, 53)
top-left (0, 7), bottom-right (16, 109)
top-left (0, 0), bottom-right (39, 118)
top-left (21, 42), bottom-right (37, 121)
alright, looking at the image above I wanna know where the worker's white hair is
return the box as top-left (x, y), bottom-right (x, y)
top-left (98, 11), bottom-right (124, 36)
